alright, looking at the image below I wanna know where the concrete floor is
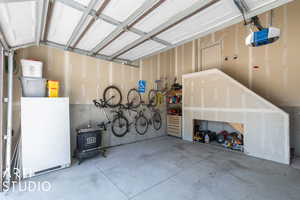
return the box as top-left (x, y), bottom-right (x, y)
top-left (1, 136), bottom-right (300, 200)
top-left (292, 157), bottom-right (300, 170)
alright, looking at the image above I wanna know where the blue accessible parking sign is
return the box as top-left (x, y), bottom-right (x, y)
top-left (138, 80), bottom-right (146, 93)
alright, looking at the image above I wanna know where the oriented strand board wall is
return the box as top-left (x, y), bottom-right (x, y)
top-left (16, 46), bottom-right (140, 105)
top-left (15, 45), bottom-right (176, 105)
top-left (183, 70), bottom-right (289, 164)
top-left (140, 1), bottom-right (300, 155)
top-left (152, 1), bottom-right (300, 107)
top-left (12, 0), bottom-right (300, 154)
top-left (13, 45), bottom-right (168, 150)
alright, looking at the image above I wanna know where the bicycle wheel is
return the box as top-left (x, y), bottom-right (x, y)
top-left (135, 115), bottom-right (149, 135)
top-left (112, 116), bottom-right (129, 137)
top-left (148, 89), bottom-right (158, 107)
top-left (127, 88), bottom-right (141, 108)
top-left (103, 86), bottom-right (122, 108)
top-left (152, 112), bottom-right (162, 131)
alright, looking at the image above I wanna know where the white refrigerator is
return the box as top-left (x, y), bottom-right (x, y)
top-left (21, 97), bottom-right (71, 178)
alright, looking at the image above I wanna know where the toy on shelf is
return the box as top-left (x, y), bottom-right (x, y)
top-left (219, 131), bottom-right (244, 152)
top-left (166, 87), bottom-right (182, 116)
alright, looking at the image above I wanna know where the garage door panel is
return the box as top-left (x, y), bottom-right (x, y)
top-left (47, 2), bottom-right (83, 45)
top-left (0, 1), bottom-right (37, 47)
top-left (99, 32), bottom-right (140, 56)
top-left (133, 0), bottom-right (197, 33)
top-left (102, 0), bottom-right (147, 22)
top-left (76, 20), bottom-right (117, 51)
top-left (119, 40), bottom-right (165, 61)
top-left (157, 0), bottom-right (237, 44)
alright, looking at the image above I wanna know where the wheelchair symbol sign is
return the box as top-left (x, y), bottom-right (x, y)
top-left (138, 80), bottom-right (146, 93)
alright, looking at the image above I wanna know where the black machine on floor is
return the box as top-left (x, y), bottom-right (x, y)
top-left (74, 126), bottom-right (106, 164)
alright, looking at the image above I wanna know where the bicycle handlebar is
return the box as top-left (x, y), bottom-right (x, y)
top-left (97, 121), bottom-right (111, 131)
top-left (93, 100), bottom-right (100, 107)
top-left (93, 99), bottom-right (107, 108)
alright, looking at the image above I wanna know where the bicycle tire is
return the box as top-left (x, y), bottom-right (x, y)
top-left (135, 115), bottom-right (149, 135)
top-left (112, 116), bottom-right (129, 137)
top-left (152, 112), bottom-right (162, 131)
top-left (103, 86), bottom-right (122, 108)
top-left (148, 89), bottom-right (158, 107)
top-left (127, 88), bottom-right (142, 108)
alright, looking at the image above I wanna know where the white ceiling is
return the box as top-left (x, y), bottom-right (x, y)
top-left (0, 1), bottom-right (36, 47)
top-left (0, 0), bottom-right (293, 65)
top-left (47, 2), bottom-right (83, 45)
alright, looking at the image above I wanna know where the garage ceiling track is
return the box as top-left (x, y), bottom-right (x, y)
top-left (0, 0), bottom-right (292, 67)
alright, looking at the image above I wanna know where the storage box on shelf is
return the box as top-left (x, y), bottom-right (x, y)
top-left (21, 59), bottom-right (43, 78)
top-left (20, 77), bottom-right (46, 97)
top-left (47, 80), bottom-right (59, 97)
top-left (20, 59), bottom-right (46, 97)
top-left (20, 59), bottom-right (60, 98)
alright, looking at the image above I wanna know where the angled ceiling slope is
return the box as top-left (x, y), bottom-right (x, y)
top-left (0, 0), bottom-right (293, 67)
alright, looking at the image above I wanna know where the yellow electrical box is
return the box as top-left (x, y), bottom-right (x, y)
top-left (47, 80), bottom-right (59, 97)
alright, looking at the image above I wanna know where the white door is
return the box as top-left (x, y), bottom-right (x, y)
top-left (201, 43), bottom-right (222, 71)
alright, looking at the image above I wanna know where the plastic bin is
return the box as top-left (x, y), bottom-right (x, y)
top-left (20, 77), bottom-right (46, 97)
top-left (21, 59), bottom-right (43, 78)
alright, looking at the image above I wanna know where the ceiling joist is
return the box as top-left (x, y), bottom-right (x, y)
top-left (64, 0), bottom-right (98, 50)
top-left (91, 0), bottom-right (167, 55)
top-left (111, 0), bottom-right (221, 59)
top-left (43, 0), bottom-right (54, 42)
top-left (56, 0), bottom-right (171, 49)
top-left (36, 0), bottom-right (50, 46)
top-left (71, 0), bottom-right (111, 49)
top-left (11, 42), bottom-right (35, 51)
top-left (0, 28), bottom-right (9, 51)
top-left (42, 41), bottom-right (139, 68)
top-left (0, 0), bottom-right (293, 66)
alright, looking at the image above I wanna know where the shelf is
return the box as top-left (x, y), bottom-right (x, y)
top-left (167, 89), bottom-right (182, 138)
top-left (167, 115), bottom-right (182, 138)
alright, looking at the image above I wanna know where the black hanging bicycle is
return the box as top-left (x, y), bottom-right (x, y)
top-left (128, 88), bottom-right (164, 108)
top-left (147, 89), bottom-right (158, 107)
top-left (135, 107), bottom-right (162, 135)
top-left (93, 85), bottom-right (128, 137)
top-left (93, 99), bottom-right (129, 137)
top-left (147, 85), bottom-right (173, 108)
top-left (103, 85), bottom-right (122, 108)
top-left (127, 88), bottom-right (142, 108)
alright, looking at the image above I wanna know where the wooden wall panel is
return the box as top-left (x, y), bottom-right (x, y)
top-left (13, 0), bottom-right (300, 108)
top-left (16, 46), bottom-right (141, 105)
